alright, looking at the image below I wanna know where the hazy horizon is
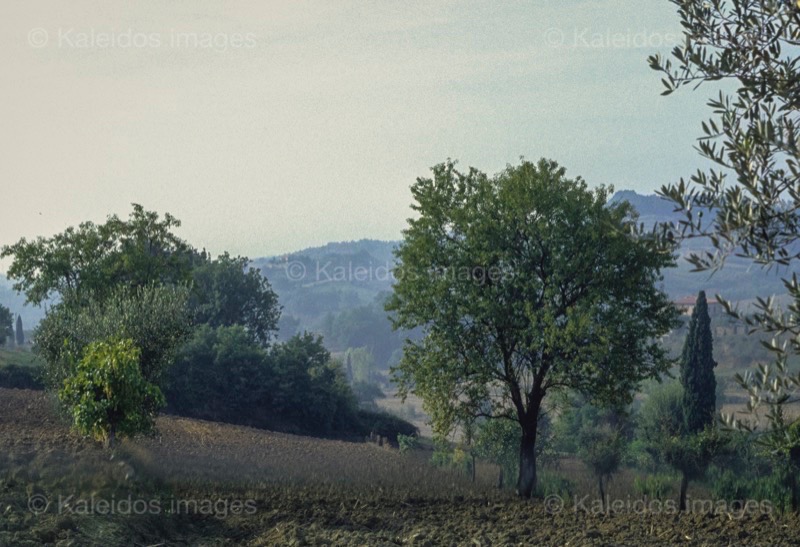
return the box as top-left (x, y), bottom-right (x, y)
top-left (2, 1), bottom-right (712, 267)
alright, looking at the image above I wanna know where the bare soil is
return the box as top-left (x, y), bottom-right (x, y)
top-left (1, 388), bottom-right (799, 546)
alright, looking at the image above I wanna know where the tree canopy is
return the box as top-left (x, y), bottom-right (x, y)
top-left (1, 204), bottom-right (196, 306)
top-left (189, 252), bottom-right (280, 347)
top-left (388, 158), bottom-right (679, 497)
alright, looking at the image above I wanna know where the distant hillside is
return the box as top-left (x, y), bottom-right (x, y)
top-left (0, 192), bottom-right (791, 337)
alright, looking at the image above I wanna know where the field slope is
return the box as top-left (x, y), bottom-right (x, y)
top-left (1, 388), bottom-right (799, 546)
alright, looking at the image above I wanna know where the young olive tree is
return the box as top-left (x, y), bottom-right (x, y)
top-left (388, 158), bottom-right (679, 498)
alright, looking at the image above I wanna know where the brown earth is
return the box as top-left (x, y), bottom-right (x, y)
top-left (1, 388), bottom-right (800, 546)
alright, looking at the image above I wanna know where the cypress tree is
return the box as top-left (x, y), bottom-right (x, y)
top-left (15, 315), bottom-right (24, 346)
top-left (680, 291), bottom-right (717, 434)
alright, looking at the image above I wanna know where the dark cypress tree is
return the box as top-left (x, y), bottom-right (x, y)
top-left (680, 291), bottom-right (717, 434)
top-left (15, 315), bottom-right (24, 346)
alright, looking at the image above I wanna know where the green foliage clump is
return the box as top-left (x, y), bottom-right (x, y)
top-left (0, 364), bottom-right (44, 390)
top-left (166, 328), bottom-right (371, 437)
top-left (397, 433), bottom-right (418, 453)
top-left (60, 338), bottom-right (164, 446)
top-left (35, 285), bottom-right (191, 390)
top-left (473, 419), bottom-right (521, 486)
top-left (356, 410), bottom-right (418, 444)
top-left (189, 252), bottom-right (280, 347)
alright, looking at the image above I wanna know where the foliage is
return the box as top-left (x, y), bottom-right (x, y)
top-left (343, 346), bottom-right (378, 384)
top-left (388, 157), bottom-right (679, 497)
top-left (270, 333), bottom-right (359, 434)
top-left (1, 204), bottom-right (196, 306)
top-left (680, 291), bottom-right (718, 433)
top-left (650, 0), bottom-right (800, 464)
top-left (165, 324), bottom-right (270, 422)
top-left (189, 252), bottom-right (280, 347)
top-left (167, 328), bottom-right (365, 436)
top-left (577, 418), bottom-right (628, 502)
top-left (637, 380), bottom-right (726, 509)
top-left (636, 382), bottom-right (685, 466)
top-left (0, 304), bottom-right (12, 347)
top-left (397, 433), bottom-right (418, 453)
top-left (351, 380), bottom-right (385, 406)
top-left (356, 409), bottom-right (418, 444)
top-left (473, 418), bottom-right (522, 485)
top-left (15, 315), bottom-right (24, 346)
top-left (0, 364), bottom-right (44, 390)
top-left (431, 440), bottom-right (472, 475)
top-left (59, 338), bottom-right (164, 446)
top-left (35, 285), bottom-right (191, 390)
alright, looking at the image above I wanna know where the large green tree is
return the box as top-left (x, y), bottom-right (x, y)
top-left (681, 291), bottom-right (718, 433)
top-left (650, 0), bottom-right (800, 503)
top-left (189, 252), bottom-right (280, 347)
top-left (387, 158), bottom-right (679, 498)
top-left (1, 204), bottom-right (196, 306)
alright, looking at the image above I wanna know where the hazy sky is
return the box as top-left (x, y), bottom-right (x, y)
top-left (1, 1), bottom-right (712, 266)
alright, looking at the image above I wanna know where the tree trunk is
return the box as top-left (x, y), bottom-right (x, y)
top-left (679, 471), bottom-right (689, 511)
top-left (471, 453), bottom-right (476, 483)
top-left (790, 447), bottom-right (800, 512)
top-left (598, 475), bottom-right (606, 511)
top-left (517, 425), bottom-right (538, 498)
top-left (107, 423), bottom-right (117, 449)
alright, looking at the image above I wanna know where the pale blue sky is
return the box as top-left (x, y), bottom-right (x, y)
top-left (1, 1), bottom-right (712, 265)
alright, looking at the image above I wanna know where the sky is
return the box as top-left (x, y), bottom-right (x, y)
top-left (0, 1), bottom-right (713, 267)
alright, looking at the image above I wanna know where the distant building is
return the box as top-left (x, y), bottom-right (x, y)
top-left (674, 295), bottom-right (723, 317)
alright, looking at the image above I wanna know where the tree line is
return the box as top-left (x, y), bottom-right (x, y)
top-left (1, 205), bottom-right (416, 447)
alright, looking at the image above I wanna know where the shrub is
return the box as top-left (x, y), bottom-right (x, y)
top-left (0, 364), bottom-right (44, 390)
top-left (397, 433), bottom-right (418, 453)
top-left (357, 410), bottom-right (418, 445)
top-left (60, 338), bottom-right (164, 447)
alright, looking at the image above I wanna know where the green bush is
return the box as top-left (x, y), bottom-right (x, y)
top-left (430, 441), bottom-right (471, 474)
top-left (60, 338), bottom-right (164, 447)
top-left (397, 433), bottom-right (418, 453)
top-left (0, 364), bottom-right (44, 390)
top-left (357, 410), bottom-right (418, 445)
top-left (709, 466), bottom-right (793, 513)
